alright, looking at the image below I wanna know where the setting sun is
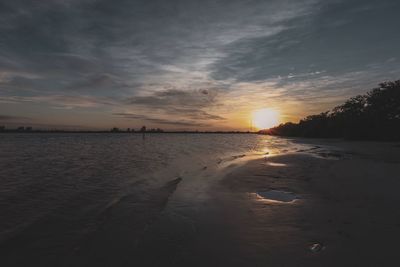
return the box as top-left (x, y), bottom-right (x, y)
top-left (252, 108), bottom-right (279, 130)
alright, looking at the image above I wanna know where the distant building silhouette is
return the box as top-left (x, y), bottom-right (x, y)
top-left (111, 127), bottom-right (120, 132)
top-left (0, 126), bottom-right (5, 131)
top-left (148, 128), bottom-right (164, 133)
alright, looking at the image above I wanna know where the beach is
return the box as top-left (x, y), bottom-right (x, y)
top-left (75, 139), bottom-right (400, 267)
top-left (118, 139), bottom-right (400, 266)
top-left (1, 135), bottom-right (400, 266)
top-left (214, 140), bottom-right (400, 266)
top-left (3, 0), bottom-right (400, 265)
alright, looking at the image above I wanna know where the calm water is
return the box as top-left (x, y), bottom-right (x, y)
top-left (0, 133), bottom-right (308, 266)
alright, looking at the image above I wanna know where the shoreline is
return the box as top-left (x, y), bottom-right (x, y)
top-left (132, 140), bottom-right (400, 266)
top-left (1, 138), bottom-right (400, 266)
top-left (209, 142), bottom-right (400, 266)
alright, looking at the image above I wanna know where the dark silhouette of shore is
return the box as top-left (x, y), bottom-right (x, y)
top-left (263, 80), bottom-right (400, 141)
top-left (0, 127), bottom-right (255, 134)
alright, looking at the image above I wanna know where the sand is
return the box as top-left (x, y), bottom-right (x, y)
top-left (213, 140), bottom-right (400, 266)
top-left (129, 139), bottom-right (400, 266)
top-left (5, 138), bottom-right (400, 267)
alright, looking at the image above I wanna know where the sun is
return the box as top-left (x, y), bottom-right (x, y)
top-left (252, 108), bottom-right (280, 130)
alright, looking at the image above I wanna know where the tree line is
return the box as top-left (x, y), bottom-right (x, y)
top-left (263, 80), bottom-right (400, 140)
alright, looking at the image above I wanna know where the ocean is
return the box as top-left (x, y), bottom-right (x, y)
top-left (0, 133), bottom-right (310, 266)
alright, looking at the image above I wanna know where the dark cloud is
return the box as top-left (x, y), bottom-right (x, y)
top-left (123, 88), bottom-right (226, 125)
top-left (0, 114), bottom-right (29, 121)
top-left (0, 0), bottom-right (399, 128)
top-left (113, 113), bottom-right (209, 127)
top-left (0, 95), bottom-right (117, 108)
top-left (126, 88), bottom-right (219, 109)
top-left (0, 0), bottom-right (316, 94)
top-left (211, 0), bottom-right (400, 83)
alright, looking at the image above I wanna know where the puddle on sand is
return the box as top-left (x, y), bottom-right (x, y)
top-left (265, 162), bottom-right (287, 167)
top-left (255, 190), bottom-right (298, 203)
top-left (309, 242), bottom-right (325, 253)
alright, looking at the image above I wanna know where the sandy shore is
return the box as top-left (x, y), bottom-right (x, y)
top-left (3, 138), bottom-right (400, 267)
top-left (126, 139), bottom-right (400, 266)
top-left (214, 140), bottom-right (400, 266)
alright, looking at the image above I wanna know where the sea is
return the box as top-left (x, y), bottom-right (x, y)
top-left (0, 133), bottom-right (311, 266)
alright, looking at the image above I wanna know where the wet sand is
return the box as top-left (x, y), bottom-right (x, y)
top-left (127, 140), bottom-right (400, 266)
top-left (216, 140), bottom-right (400, 266)
top-left (2, 138), bottom-right (400, 266)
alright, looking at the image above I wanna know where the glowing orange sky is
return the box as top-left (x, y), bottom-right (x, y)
top-left (0, 0), bottom-right (399, 130)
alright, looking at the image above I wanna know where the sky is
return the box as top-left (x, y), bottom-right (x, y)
top-left (0, 0), bottom-right (399, 130)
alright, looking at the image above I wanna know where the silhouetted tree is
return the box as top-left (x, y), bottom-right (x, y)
top-left (265, 80), bottom-right (400, 141)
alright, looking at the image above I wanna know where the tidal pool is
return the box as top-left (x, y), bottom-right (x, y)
top-left (255, 190), bottom-right (298, 203)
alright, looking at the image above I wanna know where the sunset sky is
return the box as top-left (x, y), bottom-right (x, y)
top-left (0, 0), bottom-right (399, 130)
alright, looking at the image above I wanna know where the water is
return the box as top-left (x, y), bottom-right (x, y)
top-left (255, 190), bottom-right (298, 203)
top-left (0, 133), bottom-right (309, 266)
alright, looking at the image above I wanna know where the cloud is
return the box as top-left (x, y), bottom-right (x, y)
top-left (210, 0), bottom-right (400, 84)
top-left (126, 88), bottom-right (219, 108)
top-left (0, 114), bottom-right (29, 121)
top-left (122, 88), bottom-right (227, 124)
top-left (0, 95), bottom-right (117, 108)
top-left (114, 87), bottom-right (226, 127)
top-left (0, 0), bottom-right (318, 95)
top-left (113, 113), bottom-right (210, 127)
top-left (0, 0), bottom-right (399, 128)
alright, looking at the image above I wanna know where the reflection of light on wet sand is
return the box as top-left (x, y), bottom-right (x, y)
top-left (253, 190), bottom-right (298, 203)
top-left (266, 162), bottom-right (287, 167)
